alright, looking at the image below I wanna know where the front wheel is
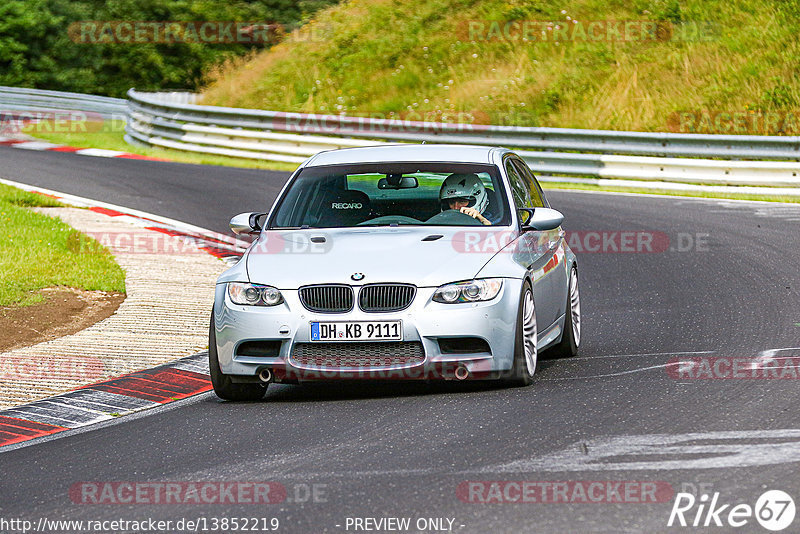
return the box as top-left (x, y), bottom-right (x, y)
top-left (503, 280), bottom-right (537, 387)
top-left (547, 266), bottom-right (581, 358)
top-left (209, 315), bottom-right (267, 401)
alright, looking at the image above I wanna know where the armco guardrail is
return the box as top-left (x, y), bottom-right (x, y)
top-left (126, 89), bottom-right (800, 187)
top-left (3, 85), bottom-right (800, 188)
top-left (126, 90), bottom-right (800, 160)
top-left (0, 86), bottom-right (127, 119)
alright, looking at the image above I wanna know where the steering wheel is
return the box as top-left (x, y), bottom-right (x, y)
top-left (425, 209), bottom-right (484, 226)
top-left (357, 215), bottom-right (424, 226)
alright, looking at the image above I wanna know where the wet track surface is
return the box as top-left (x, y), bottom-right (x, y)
top-left (2, 146), bottom-right (800, 532)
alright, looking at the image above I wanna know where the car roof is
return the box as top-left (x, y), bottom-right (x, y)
top-left (303, 144), bottom-right (508, 167)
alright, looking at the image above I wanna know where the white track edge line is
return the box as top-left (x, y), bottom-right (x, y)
top-left (0, 177), bottom-right (242, 247)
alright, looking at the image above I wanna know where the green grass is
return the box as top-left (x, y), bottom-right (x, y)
top-left (23, 122), bottom-right (299, 172)
top-left (201, 0), bottom-right (800, 134)
top-left (542, 181), bottom-right (800, 203)
top-left (0, 183), bottom-right (126, 307)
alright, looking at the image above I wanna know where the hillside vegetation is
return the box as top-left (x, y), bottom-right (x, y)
top-left (1, 0), bottom-right (338, 97)
top-left (201, 0), bottom-right (800, 132)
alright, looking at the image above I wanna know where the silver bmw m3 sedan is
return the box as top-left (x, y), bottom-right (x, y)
top-left (210, 144), bottom-right (580, 400)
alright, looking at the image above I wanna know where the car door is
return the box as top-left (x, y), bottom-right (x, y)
top-left (505, 156), bottom-right (566, 330)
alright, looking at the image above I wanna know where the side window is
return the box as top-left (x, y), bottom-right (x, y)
top-left (511, 159), bottom-right (546, 208)
top-left (505, 159), bottom-right (531, 210)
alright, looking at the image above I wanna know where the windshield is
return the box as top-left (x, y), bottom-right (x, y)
top-left (269, 162), bottom-right (511, 229)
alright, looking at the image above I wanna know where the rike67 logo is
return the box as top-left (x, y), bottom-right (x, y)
top-left (668, 490), bottom-right (795, 531)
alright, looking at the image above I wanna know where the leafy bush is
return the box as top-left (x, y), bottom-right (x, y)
top-left (0, 0), bottom-right (339, 96)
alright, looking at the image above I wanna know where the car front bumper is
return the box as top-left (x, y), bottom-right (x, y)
top-left (212, 278), bottom-right (524, 381)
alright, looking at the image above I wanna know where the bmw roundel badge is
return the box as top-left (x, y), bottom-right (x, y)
top-left (351, 272), bottom-right (365, 281)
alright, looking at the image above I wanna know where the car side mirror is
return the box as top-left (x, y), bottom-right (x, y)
top-left (519, 207), bottom-right (564, 232)
top-left (229, 212), bottom-right (266, 235)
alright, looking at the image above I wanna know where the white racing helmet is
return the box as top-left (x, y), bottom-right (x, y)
top-left (439, 173), bottom-right (489, 213)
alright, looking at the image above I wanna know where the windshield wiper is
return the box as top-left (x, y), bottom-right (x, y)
top-left (356, 222), bottom-right (422, 227)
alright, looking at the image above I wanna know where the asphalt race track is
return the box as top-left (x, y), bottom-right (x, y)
top-left (2, 145), bottom-right (800, 533)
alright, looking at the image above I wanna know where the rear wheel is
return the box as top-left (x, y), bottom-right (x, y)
top-left (209, 315), bottom-right (267, 401)
top-left (504, 280), bottom-right (537, 387)
top-left (547, 266), bottom-right (581, 358)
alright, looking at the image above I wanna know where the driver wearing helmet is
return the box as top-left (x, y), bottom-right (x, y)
top-left (438, 173), bottom-right (492, 225)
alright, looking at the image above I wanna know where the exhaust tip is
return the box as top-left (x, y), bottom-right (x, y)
top-left (258, 367), bottom-right (273, 384)
top-left (454, 365), bottom-right (470, 381)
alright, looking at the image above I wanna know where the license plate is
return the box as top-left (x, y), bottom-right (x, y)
top-left (310, 321), bottom-right (402, 341)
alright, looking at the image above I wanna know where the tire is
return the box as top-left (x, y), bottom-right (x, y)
top-left (547, 266), bottom-right (581, 359)
top-left (504, 280), bottom-right (537, 387)
top-left (209, 315), bottom-right (267, 401)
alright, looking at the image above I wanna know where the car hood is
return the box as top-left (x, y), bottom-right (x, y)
top-left (245, 227), bottom-right (516, 289)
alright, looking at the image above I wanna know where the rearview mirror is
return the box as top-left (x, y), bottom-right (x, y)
top-left (378, 175), bottom-right (418, 189)
top-left (519, 207), bottom-right (564, 232)
top-left (229, 212), bottom-right (266, 235)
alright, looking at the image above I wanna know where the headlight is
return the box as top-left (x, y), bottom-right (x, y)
top-left (228, 282), bottom-right (284, 306)
top-left (433, 279), bottom-right (503, 303)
